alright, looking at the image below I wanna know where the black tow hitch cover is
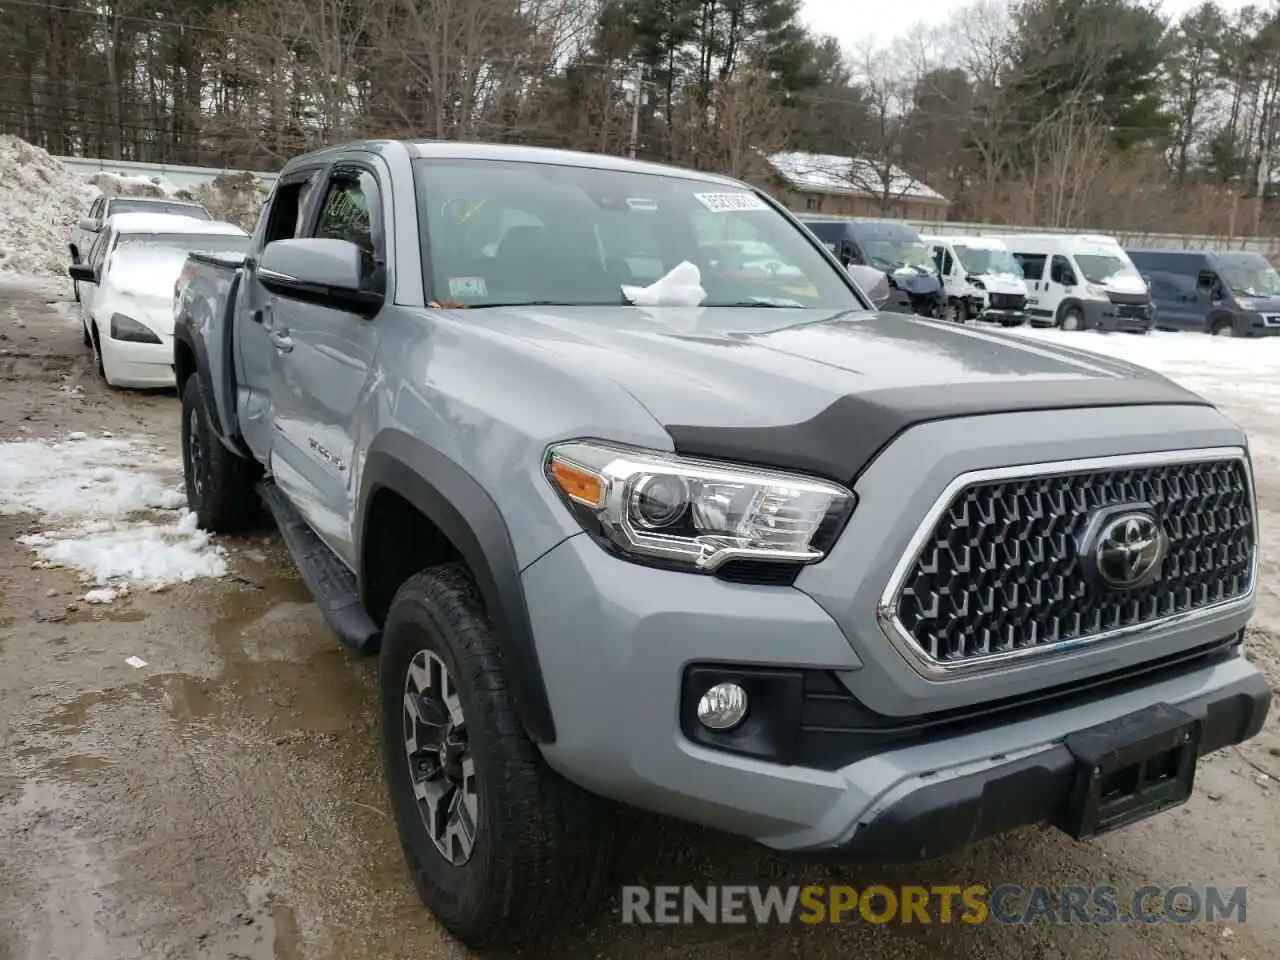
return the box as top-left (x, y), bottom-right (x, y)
top-left (1057, 702), bottom-right (1201, 840)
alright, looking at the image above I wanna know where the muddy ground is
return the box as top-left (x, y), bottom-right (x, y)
top-left (0, 274), bottom-right (1278, 960)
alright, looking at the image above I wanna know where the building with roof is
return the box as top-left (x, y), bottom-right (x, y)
top-left (765, 151), bottom-right (950, 221)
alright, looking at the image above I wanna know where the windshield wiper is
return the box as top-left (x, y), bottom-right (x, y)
top-left (462, 300), bottom-right (625, 309)
top-left (701, 300), bottom-right (804, 308)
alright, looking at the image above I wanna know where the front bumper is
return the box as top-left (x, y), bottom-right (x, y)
top-left (1083, 299), bottom-right (1153, 332)
top-left (978, 307), bottom-right (1027, 326)
top-left (525, 536), bottom-right (1269, 856)
top-left (101, 333), bottom-right (176, 388)
top-left (818, 661), bottom-right (1269, 860)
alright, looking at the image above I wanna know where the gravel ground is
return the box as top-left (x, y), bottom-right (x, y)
top-left (0, 275), bottom-right (1276, 960)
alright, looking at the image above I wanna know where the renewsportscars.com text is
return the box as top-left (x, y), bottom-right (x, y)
top-left (620, 884), bottom-right (1247, 925)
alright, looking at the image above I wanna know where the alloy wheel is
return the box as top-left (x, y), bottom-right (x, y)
top-left (403, 649), bottom-right (479, 866)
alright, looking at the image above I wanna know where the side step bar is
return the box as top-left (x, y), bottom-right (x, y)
top-left (257, 480), bottom-right (380, 655)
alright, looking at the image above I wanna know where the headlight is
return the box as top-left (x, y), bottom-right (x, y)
top-left (1085, 283), bottom-right (1107, 297)
top-left (109, 313), bottom-right (162, 344)
top-left (971, 278), bottom-right (986, 290)
top-left (544, 440), bottom-right (856, 572)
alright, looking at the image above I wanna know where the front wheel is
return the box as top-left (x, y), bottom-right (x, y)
top-left (380, 565), bottom-right (614, 948)
top-left (180, 375), bottom-right (261, 532)
top-left (1059, 306), bottom-right (1084, 331)
top-left (1212, 321), bottom-right (1235, 337)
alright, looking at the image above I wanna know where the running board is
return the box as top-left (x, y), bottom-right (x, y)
top-left (256, 480), bottom-right (380, 655)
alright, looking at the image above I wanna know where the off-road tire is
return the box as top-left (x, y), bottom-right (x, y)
top-left (380, 564), bottom-right (614, 948)
top-left (180, 375), bottom-right (260, 532)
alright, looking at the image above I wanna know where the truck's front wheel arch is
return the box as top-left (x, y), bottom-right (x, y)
top-left (358, 440), bottom-right (557, 744)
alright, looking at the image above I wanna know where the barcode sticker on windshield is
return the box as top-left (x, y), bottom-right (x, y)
top-left (448, 276), bottom-right (487, 298)
top-left (693, 192), bottom-right (768, 213)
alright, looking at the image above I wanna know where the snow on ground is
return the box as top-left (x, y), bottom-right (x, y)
top-left (1004, 326), bottom-right (1280, 403)
top-left (0, 432), bottom-right (226, 602)
top-left (0, 136), bottom-right (99, 276)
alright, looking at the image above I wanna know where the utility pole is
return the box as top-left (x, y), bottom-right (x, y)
top-left (628, 64), bottom-right (643, 159)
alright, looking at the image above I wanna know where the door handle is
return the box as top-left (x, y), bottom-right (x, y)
top-left (269, 330), bottom-right (294, 352)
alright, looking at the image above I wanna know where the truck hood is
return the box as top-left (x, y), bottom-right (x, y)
top-left (977, 273), bottom-right (1027, 295)
top-left (1103, 274), bottom-right (1148, 296)
top-left (458, 304), bottom-right (1207, 481)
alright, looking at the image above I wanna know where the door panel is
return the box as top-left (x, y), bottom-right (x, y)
top-left (235, 169), bottom-right (325, 465)
top-left (268, 165), bottom-right (386, 565)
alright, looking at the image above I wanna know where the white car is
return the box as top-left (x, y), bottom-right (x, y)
top-left (69, 213), bottom-right (250, 389)
top-left (69, 196), bottom-right (212, 301)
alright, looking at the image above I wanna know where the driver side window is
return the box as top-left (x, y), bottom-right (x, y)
top-left (1051, 255), bottom-right (1077, 286)
top-left (311, 170), bottom-right (384, 294)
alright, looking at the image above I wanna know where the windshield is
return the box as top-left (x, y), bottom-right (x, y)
top-left (1074, 254), bottom-right (1140, 284)
top-left (116, 233), bottom-right (249, 257)
top-left (411, 158), bottom-right (861, 309)
top-left (1218, 255), bottom-right (1280, 298)
top-left (860, 238), bottom-right (935, 273)
top-left (954, 245), bottom-right (1022, 277)
top-left (109, 200), bottom-right (211, 220)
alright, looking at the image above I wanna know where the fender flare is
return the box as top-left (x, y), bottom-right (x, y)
top-left (357, 431), bottom-right (557, 743)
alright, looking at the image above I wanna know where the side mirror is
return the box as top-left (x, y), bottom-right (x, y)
top-left (847, 264), bottom-right (891, 308)
top-left (257, 238), bottom-right (383, 317)
top-left (68, 264), bottom-right (97, 283)
top-left (78, 218), bottom-right (100, 233)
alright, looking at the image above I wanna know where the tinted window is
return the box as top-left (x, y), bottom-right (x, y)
top-left (1012, 252), bottom-right (1046, 279)
top-left (109, 200), bottom-right (212, 220)
top-left (414, 159), bottom-right (860, 309)
top-left (312, 170), bottom-right (382, 290)
top-left (1050, 255), bottom-right (1077, 284)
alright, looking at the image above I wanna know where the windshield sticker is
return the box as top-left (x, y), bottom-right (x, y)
top-left (693, 192), bottom-right (768, 213)
top-left (626, 198), bottom-right (658, 210)
top-left (448, 276), bottom-right (488, 298)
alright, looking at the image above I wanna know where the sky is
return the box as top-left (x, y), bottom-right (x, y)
top-left (801, 0), bottom-right (1262, 52)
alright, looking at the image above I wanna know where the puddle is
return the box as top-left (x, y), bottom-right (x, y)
top-left (191, 878), bottom-right (305, 960)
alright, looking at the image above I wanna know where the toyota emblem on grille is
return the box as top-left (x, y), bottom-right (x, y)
top-left (1091, 512), bottom-right (1167, 589)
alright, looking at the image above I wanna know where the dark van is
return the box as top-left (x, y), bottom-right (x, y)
top-left (802, 218), bottom-right (944, 318)
top-left (1126, 248), bottom-right (1280, 337)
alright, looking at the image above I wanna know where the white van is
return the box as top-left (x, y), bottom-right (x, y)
top-left (922, 234), bottom-right (1029, 326)
top-left (987, 233), bottom-right (1153, 332)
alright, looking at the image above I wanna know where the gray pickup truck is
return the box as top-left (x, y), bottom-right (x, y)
top-left (174, 140), bottom-right (1270, 947)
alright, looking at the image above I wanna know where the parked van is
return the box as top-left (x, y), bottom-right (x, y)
top-left (989, 233), bottom-right (1153, 332)
top-left (921, 234), bottom-right (1029, 326)
top-left (1126, 248), bottom-right (1280, 337)
top-left (801, 218), bottom-right (945, 318)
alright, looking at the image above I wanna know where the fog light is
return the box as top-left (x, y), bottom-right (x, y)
top-left (696, 682), bottom-right (748, 731)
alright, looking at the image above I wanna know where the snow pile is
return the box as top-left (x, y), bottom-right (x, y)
top-left (87, 170), bottom-right (183, 199)
top-left (0, 135), bottom-right (99, 275)
top-left (193, 171), bottom-right (269, 231)
top-left (0, 432), bottom-right (227, 602)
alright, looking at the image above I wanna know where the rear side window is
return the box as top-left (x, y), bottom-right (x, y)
top-left (1013, 253), bottom-right (1046, 280)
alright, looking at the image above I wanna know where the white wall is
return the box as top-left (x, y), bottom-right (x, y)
top-left (56, 156), bottom-right (278, 191)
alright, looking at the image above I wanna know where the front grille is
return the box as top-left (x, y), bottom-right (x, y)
top-left (1107, 290), bottom-right (1149, 306)
top-left (889, 456), bottom-right (1255, 668)
top-left (988, 292), bottom-right (1027, 311)
top-left (1116, 303), bottom-right (1149, 319)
